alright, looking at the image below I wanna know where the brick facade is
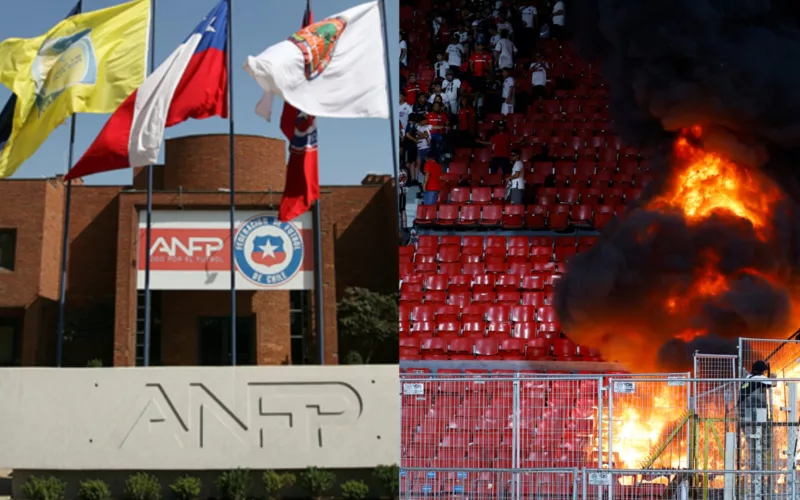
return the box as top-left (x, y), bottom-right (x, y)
top-left (0, 134), bottom-right (398, 367)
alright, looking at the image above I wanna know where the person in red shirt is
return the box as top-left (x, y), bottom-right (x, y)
top-left (404, 73), bottom-right (425, 105)
top-left (476, 120), bottom-right (512, 175)
top-left (457, 96), bottom-right (476, 147)
top-left (422, 157), bottom-right (444, 206)
top-left (426, 101), bottom-right (448, 157)
top-left (469, 42), bottom-right (492, 91)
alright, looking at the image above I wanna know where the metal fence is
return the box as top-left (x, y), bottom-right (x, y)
top-left (740, 338), bottom-right (800, 378)
top-left (581, 468), bottom-right (798, 499)
top-left (401, 373), bottom-right (800, 498)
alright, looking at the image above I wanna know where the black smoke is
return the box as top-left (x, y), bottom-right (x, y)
top-left (554, 0), bottom-right (800, 370)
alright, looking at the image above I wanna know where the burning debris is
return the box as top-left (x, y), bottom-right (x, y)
top-left (555, 0), bottom-right (800, 371)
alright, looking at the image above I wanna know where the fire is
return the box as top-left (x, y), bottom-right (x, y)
top-left (647, 129), bottom-right (781, 238)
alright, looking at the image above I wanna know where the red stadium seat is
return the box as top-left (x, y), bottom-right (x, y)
top-left (503, 204), bottom-right (525, 228)
top-left (458, 205), bottom-right (481, 225)
top-left (437, 204), bottom-right (459, 225)
top-left (480, 204), bottom-right (503, 226)
top-left (449, 187), bottom-right (471, 204)
top-left (414, 204), bottom-right (436, 226)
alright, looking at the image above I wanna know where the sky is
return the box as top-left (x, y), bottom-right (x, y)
top-left (0, 0), bottom-right (399, 186)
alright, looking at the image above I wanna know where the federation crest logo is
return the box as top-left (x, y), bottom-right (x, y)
top-left (31, 29), bottom-right (97, 115)
top-left (288, 16), bottom-right (348, 81)
top-left (233, 215), bottom-right (304, 287)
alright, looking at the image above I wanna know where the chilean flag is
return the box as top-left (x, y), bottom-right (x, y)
top-left (278, 0), bottom-right (319, 222)
top-left (65, 0), bottom-right (228, 180)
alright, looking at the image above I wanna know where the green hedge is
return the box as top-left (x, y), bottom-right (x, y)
top-left (20, 465), bottom-right (400, 500)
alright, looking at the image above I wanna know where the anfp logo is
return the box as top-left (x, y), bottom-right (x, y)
top-left (234, 215), bottom-right (303, 287)
top-left (32, 29), bottom-right (97, 115)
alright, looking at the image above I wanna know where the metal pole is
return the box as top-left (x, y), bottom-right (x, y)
top-left (227, 0), bottom-right (237, 365)
top-left (54, 0), bottom-right (83, 368)
top-left (312, 200), bottom-right (324, 365)
top-left (377, 0), bottom-right (403, 234)
top-left (143, 0), bottom-right (157, 367)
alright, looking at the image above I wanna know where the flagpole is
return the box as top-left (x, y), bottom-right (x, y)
top-left (55, 0), bottom-right (83, 368)
top-left (377, 0), bottom-right (402, 230)
top-left (227, 0), bottom-right (237, 366)
top-left (143, 0), bottom-right (157, 367)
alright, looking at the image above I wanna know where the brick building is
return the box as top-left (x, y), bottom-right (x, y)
top-left (0, 134), bottom-right (398, 367)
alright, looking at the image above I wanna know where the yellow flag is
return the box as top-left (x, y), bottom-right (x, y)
top-left (0, 0), bottom-right (150, 178)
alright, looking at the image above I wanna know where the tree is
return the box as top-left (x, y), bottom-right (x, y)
top-left (337, 287), bottom-right (398, 364)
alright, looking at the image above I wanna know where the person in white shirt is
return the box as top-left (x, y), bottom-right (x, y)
top-left (446, 35), bottom-right (464, 74)
top-left (442, 69), bottom-right (461, 116)
top-left (399, 32), bottom-right (408, 68)
top-left (507, 149), bottom-right (525, 204)
top-left (415, 116), bottom-right (432, 173)
top-left (501, 67), bottom-right (515, 115)
top-left (552, 0), bottom-right (566, 40)
top-left (530, 59), bottom-right (547, 100)
top-left (520, 4), bottom-right (537, 56)
top-left (494, 30), bottom-right (517, 70)
top-left (399, 92), bottom-right (413, 130)
top-left (496, 16), bottom-right (513, 38)
top-left (434, 53), bottom-right (449, 80)
top-left (488, 26), bottom-right (501, 52)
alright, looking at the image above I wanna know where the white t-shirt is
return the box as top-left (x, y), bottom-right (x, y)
top-left (416, 124), bottom-right (432, 149)
top-left (530, 62), bottom-right (547, 86)
top-left (432, 16), bottom-right (443, 35)
top-left (455, 30), bottom-right (469, 44)
top-left (495, 38), bottom-right (517, 69)
top-left (502, 76), bottom-right (515, 101)
top-left (434, 61), bottom-right (449, 79)
top-left (442, 78), bottom-right (461, 103)
top-left (510, 160), bottom-right (525, 189)
top-left (521, 6), bottom-right (537, 28)
top-left (553, 1), bottom-right (565, 26)
top-left (398, 102), bottom-right (413, 129)
top-left (399, 40), bottom-right (408, 66)
top-left (446, 43), bottom-right (464, 67)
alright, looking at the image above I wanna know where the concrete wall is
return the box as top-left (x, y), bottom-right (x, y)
top-left (0, 365), bottom-right (399, 470)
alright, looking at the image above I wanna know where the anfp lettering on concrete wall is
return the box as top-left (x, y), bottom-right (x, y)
top-left (137, 210), bottom-right (314, 291)
top-left (0, 366), bottom-right (398, 470)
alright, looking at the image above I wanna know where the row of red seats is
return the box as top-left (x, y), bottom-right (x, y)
top-left (400, 262), bottom-right (565, 281)
top-left (414, 203), bottom-right (625, 229)
top-left (409, 234), bottom-right (595, 250)
top-left (400, 322), bottom-right (562, 342)
top-left (438, 186), bottom-right (642, 205)
top-left (401, 304), bottom-right (563, 323)
top-left (400, 245), bottom-right (590, 266)
top-left (400, 336), bottom-right (600, 360)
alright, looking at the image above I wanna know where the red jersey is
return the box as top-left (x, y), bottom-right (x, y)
top-left (470, 52), bottom-right (492, 77)
top-left (424, 159), bottom-right (444, 191)
top-left (404, 82), bottom-right (425, 106)
top-left (426, 111), bottom-right (448, 133)
top-left (491, 131), bottom-right (512, 158)
top-left (458, 107), bottom-right (476, 134)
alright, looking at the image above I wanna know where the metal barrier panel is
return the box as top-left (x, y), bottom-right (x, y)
top-left (694, 353), bottom-right (738, 380)
top-left (401, 467), bottom-right (579, 499)
top-left (739, 338), bottom-right (800, 378)
top-left (607, 376), bottom-right (692, 470)
top-left (581, 468), bottom-right (798, 499)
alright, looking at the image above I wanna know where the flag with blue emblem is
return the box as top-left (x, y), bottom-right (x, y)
top-left (0, 1), bottom-right (81, 156)
top-left (0, 0), bottom-right (149, 178)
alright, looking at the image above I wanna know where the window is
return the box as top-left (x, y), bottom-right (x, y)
top-left (0, 229), bottom-right (16, 271)
top-left (0, 317), bottom-right (20, 366)
top-left (290, 291), bottom-right (311, 365)
top-left (198, 316), bottom-right (255, 366)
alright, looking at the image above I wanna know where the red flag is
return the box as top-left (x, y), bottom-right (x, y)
top-left (278, 1), bottom-right (319, 222)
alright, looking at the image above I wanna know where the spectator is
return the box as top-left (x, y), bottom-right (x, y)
top-left (469, 42), bottom-right (492, 91)
top-left (494, 29), bottom-right (517, 70)
top-left (454, 21), bottom-right (469, 44)
top-left (530, 57), bottom-right (547, 100)
top-left (404, 73), bottom-right (424, 105)
top-left (475, 120), bottom-right (512, 175)
top-left (400, 31), bottom-right (408, 69)
top-left (434, 52), bottom-right (449, 80)
top-left (413, 92), bottom-right (431, 115)
top-left (482, 70), bottom-right (503, 117)
top-left (399, 92), bottom-right (413, 130)
top-left (507, 148), bottom-right (525, 204)
top-left (429, 82), bottom-right (445, 107)
top-left (501, 67), bottom-right (515, 115)
top-left (552, 0), bottom-right (566, 40)
top-left (456, 95), bottom-right (476, 147)
top-left (520, 3), bottom-right (537, 54)
top-left (488, 26), bottom-right (500, 51)
top-left (446, 34), bottom-right (464, 75)
top-left (403, 113), bottom-right (420, 184)
top-left (442, 68), bottom-right (462, 115)
top-left (496, 14), bottom-right (513, 39)
top-left (422, 156), bottom-right (444, 206)
top-left (426, 101), bottom-right (449, 156)
top-left (415, 115), bottom-right (433, 177)
top-left (398, 168), bottom-right (408, 228)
